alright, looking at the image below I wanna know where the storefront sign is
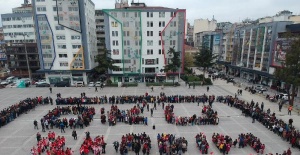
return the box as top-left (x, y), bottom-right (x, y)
top-left (156, 73), bottom-right (166, 76)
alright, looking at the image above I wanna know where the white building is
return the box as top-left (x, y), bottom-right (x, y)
top-left (193, 18), bottom-right (217, 47)
top-left (104, 2), bottom-right (186, 83)
top-left (1, 3), bottom-right (35, 43)
top-left (32, 0), bottom-right (97, 85)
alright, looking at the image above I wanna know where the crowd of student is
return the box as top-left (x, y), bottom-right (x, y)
top-left (219, 95), bottom-right (300, 149)
top-left (79, 132), bottom-right (106, 155)
top-left (164, 103), bottom-right (219, 125)
top-left (212, 133), bottom-right (232, 155)
top-left (37, 106), bottom-right (95, 132)
top-left (157, 133), bottom-right (188, 155)
top-left (118, 132), bottom-right (151, 155)
top-left (195, 132), bottom-right (209, 154)
top-left (32, 131), bottom-right (73, 155)
top-left (0, 97), bottom-right (42, 127)
top-left (234, 133), bottom-right (265, 154)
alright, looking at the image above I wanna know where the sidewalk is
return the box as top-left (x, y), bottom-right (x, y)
top-left (193, 68), bottom-right (300, 130)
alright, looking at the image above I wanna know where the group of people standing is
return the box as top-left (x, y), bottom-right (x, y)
top-left (157, 133), bottom-right (188, 155)
top-left (118, 132), bottom-right (151, 155)
top-left (79, 133), bottom-right (106, 155)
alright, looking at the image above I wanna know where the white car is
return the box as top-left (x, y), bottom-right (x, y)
top-left (88, 82), bottom-right (95, 87)
top-left (75, 81), bottom-right (84, 87)
top-left (35, 80), bottom-right (46, 85)
top-left (95, 81), bottom-right (101, 87)
top-left (6, 83), bottom-right (17, 88)
top-left (280, 94), bottom-right (289, 101)
top-left (255, 85), bottom-right (267, 91)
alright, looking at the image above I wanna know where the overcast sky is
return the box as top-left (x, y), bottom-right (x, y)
top-left (0, 0), bottom-right (299, 25)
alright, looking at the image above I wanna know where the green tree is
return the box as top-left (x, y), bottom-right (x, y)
top-left (164, 47), bottom-right (181, 84)
top-left (94, 48), bottom-right (119, 75)
top-left (194, 47), bottom-right (218, 85)
top-left (274, 37), bottom-right (300, 106)
top-left (184, 53), bottom-right (194, 75)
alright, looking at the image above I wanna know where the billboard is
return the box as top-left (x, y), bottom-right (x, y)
top-left (272, 38), bottom-right (290, 67)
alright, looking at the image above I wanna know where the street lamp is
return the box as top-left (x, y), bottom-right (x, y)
top-left (21, 33), bottom-right (32, 83)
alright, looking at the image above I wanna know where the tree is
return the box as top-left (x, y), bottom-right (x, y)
top-left (94, 48), bottom-right (119, 75)
top-left (274, 36), bottom-right (300, 106)
top-left (194, 47), bottom-right (218, 84)
top-left (184, 53), bottom-right (194, 75)
top-left (164, 47), bottom-right (181, 84)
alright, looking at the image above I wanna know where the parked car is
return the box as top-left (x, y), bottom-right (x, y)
top-left (255, 85), bottom-right (267, 92)
top-left (227, 78), bottom-right (235, 83)
top-left (35, 79), bottom-right (46, 85)
top-left (54, 81), bottom-right (70, 87)
top-left (6, 83), bottom-right (17, 88)
top-left (75, 81), bottom-right (84, 87)
top-left (95, 81), bottom-right (102, 87)
top-left (36, 82), bottom-right (51, 87)
top-left (88, 82), bottom-right (95, 87)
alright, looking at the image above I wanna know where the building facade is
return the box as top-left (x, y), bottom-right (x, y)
top-left (1, 2), bottom-right (40, 78)
top-left (193, 18), bottom-right (217, 47)
top-left (103, 2), bottom-right (186, 83)
top-left (32, 0), bottom-right (97, 85)
top-left (228, 21), bottom-right (292, 86)
top-left (95, 10), bottom-right (105, 54)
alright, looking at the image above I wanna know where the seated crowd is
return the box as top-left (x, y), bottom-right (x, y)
top-left (234, 133), bottom-right (265, 154)
top-left (79, 132), bottom-right (106, 155)
top-left (32, 131), bottom-right (72, 155)
top-left (157, 133), bottom-right (188, 155)
top-left (119, 132), bottom-right (151, 155)
top-left (195, 132), bottom-right (209, 154)
top-left (212, 133), bottom-right (232, 155)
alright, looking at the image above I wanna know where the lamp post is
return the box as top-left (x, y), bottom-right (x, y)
top-left (22, 33), bottom-right (32, 83)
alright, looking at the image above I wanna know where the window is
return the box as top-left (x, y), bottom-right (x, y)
top-left (111, 12), bottom-right (117, 18)
top-left (113, 59), bottom-right (122, 63)
top-left (159, 40), bottom-right (161, 45)
top-left (147, 40), bottom-right (153, 46)
top-left (37, 7), bottom-right (46, 12)
top-left (147, 21), bottom-right (153, 27)
top-left (40, 36), bottom-right (49, 40)
top-left (113, 49), bottom-right (119, 55)
top-left (112, 31), bottom-right (118, 37)
top-left (135, 40), bottom-right (141, 46)
top-left (147, 12), bottom-right (153, 18)
top-left (56, 35), bottom-right (66, 40)
top-left (147, 31), bottom-right (153, 37)
top-left (170, 12), bottom-right (175, 17)
top-left (42, 54), bottom-right (52, 58)
top-left (68, 7), bottom-right (79, 11)
top-left (123, 31), bottom-right (129, 37)
top-left (69, 16), bottom-right (80, 21)
top-left (72, 45), bottom-right (81, 49)
top-left (170, 40), bottom-right (176, 46)
top-left (145, 59), bottom-right (155, 65)
top-left (113, 40), bottom-right (119, 46)
top-left (71, 35), bottom-right (81, 40)
top-left (111, 21), bottom-right (118, 27)
top-left (124, 40), bottom-right (130, 46)
top-left (122, 12), bottom-right (129, 18)
top-left (53, 7), bottom-right (57, 11)
top-left (123, 21), bottom-right (129, 27)
top-left (159, 21), bottom-right (165, 27)
top-left (59, 54), bottom-right (68, 58)
top-left (147, 49), bottom-right (153, 55)
top-left (135, 21), bottom-right (140, 28)
top-left (123, 59), bottom-right (131, 63)
top-left (159, 12), bottom-right (165, 17)
top-left (42, 45), bottom-right (51, 49)
top-left (170, 21), bottom-right (177, 27)
top-left (55, 25), bottom-right (65, 30)
top-left (57, 45), bottom-right (67, 49)
top-left (134, 12), bottom-right (139, 17)
top-left (59, 62), bottom-right (68, 67)
top-left (159, 49), bottom-right (162, 54)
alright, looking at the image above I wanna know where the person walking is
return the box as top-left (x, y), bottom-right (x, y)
top-left (150, 108), bottom-right (153, 117)
top-left (95, 86), bottom-right (98, 92)
top-left (288, 105), bottom-right (293, 115)
top-left (33, 120), bottom-right (38, 130)
top-left (60, 122), bottom-right (65, 133)
top-left (49, 87), bottom-right (52, 93)
top-left (261, 102), bottom-right (264, 111)
top-left (113, 141), bottom-right (119, 152)
top-left (72, 130), bottom-right (77, 140)
top-left (207, 86), bottom-right (209, 92)
top-left (151, 86), bottom-right (154, 92)
top-left (279, 101), bottom-right (283, 112)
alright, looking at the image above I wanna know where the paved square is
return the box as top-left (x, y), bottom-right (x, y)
top-left (0, 81), bottom-right (299, 155)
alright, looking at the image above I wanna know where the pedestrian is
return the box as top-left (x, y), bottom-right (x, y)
top-left (49, 87), bottom-right (52, 93)
top-left (95, 86), bottom-right (98, 92)
top-left (36, 132), bottom-right (41, 142)
top-left (150, 108), bottom-right (153, 117)
top-left (279, 101), bottom-right (283, 112)
top-left (60, 122), bottom-right (65, 133)
top-left (161, 84), bottom-right (164, 90)
top-left (144, 117), bottom-right (148, 126)
top-left (102, 142), bottom-right (106, 154)
top-left (162, 102), bottom-right (165, 110)
top-left (288, 105), bottom-right (293, 115)
top-left (240, 89), bottom-right (242, 95)
top-left (113, 141), bottom-right (119, 152)
top-left (33, 120), bottom-right (38, 130)
top-left (207, 86), bottom-right (209, 92)
top-left (261, 102), bottom-right (264, 111)
top-left (100, 83), bottom-right (103, 90)
top-left (41, 122), bottom-right (45, 132)
top-left (252, 111), bottom-right (256, 123)
top-left (72, 130), bottom-right (77, 140)
top-left (151, 86), bottom-right (154, 92)
top-left (188, 83), bottom-right (191, 89)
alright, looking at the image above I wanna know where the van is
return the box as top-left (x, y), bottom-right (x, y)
top-left (75, 81), bottom-right (84, 87)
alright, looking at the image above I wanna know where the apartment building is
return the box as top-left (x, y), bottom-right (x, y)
top-left (32, 0), bottom-right (97, 85)
top-left (1, 2), bottom-right (40, 77)
top-left (95, 10), bottom-right (105, 54)
top-left (103, 2), bottom-right (186, 83)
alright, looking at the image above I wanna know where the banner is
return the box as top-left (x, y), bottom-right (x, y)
top-left (272, 38), bottom-right (290, 67)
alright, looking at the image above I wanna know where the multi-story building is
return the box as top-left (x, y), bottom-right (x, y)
top-left (32, 0), bottom-right (97, 85)
top-left (103, 1), bottom-right (186, 83)
top-left (95, 10), bottom-right (105, 54)
top-left (0, 28), bottom-right (6, 68)
top-left (1, 2), bottom-right (40, 78)
top-left (229, 21), bottom-right (292, 86)
top-left (185, 21), bottom-right (194, 46)
top-left (193, 18), bottom-right (217, 47)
